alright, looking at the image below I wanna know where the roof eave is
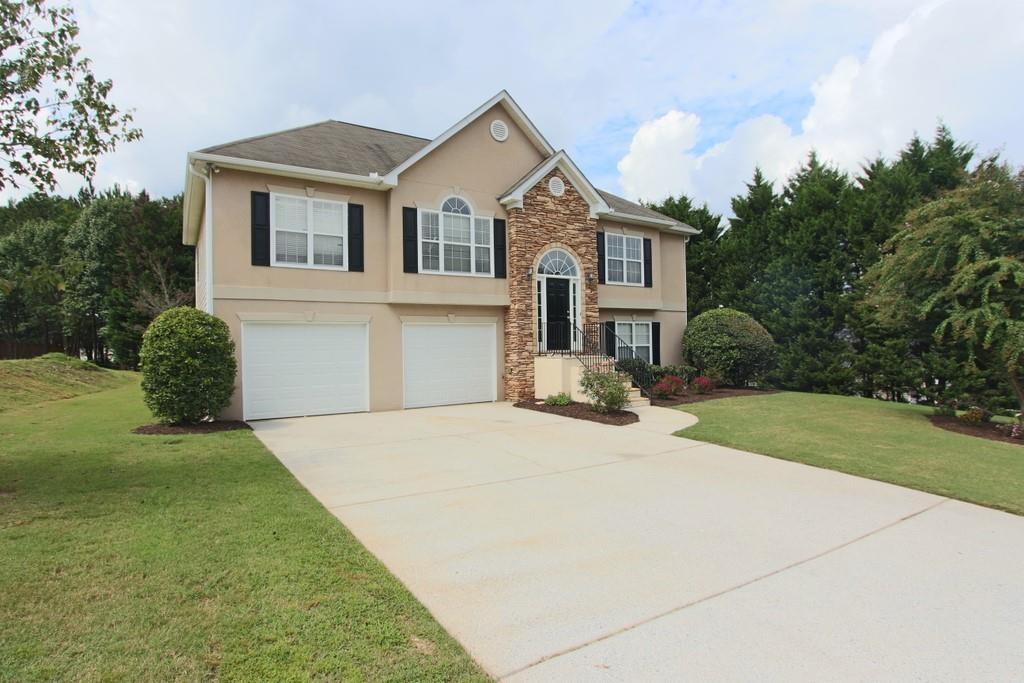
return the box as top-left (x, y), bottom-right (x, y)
top-left (190, 152), bottom-right (396, 190)
top-left (598, 210), bottom-right (700, 234)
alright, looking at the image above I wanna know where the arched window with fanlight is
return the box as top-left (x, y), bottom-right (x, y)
top-left (537, 249), bottom-right (578, 277)
top-left (418, 197), bottom-right (493, 275)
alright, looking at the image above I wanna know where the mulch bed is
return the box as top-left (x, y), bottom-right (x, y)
top-left (650, 388), bottom-right (777, 407)
top-left (133, 421), bottom-right (251, 435)
top-left (514, 400), bottom-right (639, 426)
top-left (929, 415), bottom-right (1023, 447)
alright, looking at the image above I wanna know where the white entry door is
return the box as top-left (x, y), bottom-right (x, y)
top-left (242, 322), bottom-right (369, 420)
top-left (403, 323), bottom-right (497, 409)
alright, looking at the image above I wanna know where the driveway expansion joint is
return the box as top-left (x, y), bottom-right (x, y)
top-left (498, 497), bottom-right (951, 680)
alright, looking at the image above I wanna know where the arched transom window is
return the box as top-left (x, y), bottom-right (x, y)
top-left (537, 249), bottom-right (578, 276)
top-left (419, 196), bottom-right (493, 275)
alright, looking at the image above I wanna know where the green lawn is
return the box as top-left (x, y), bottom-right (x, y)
top-left (677, 392), bottom-right (1024, 515)
top-left (0, 378), bottom-right (486, 681)
top-left (0, 353), bottom-right (129, 412)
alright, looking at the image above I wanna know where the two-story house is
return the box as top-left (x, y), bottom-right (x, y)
top-left (182, 91), bottom-right (697, 420)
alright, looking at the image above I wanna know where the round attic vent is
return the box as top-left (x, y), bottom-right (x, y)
top-left (490, 119), bottom-right (509, 142)
top-left (548, 176), bottom-right (565, 197)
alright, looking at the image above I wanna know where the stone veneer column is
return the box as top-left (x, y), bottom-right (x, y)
top-left (504, 169), bottom-right (600, 401)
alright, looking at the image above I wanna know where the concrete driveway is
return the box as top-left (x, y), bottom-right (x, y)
top-left (252, 402), bottom-right (1024, 681)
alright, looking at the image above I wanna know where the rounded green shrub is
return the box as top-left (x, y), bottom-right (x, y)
top-left (683, 308), bottom-right (776, 387)
top-left (140, 306), bottom-right (236, 424)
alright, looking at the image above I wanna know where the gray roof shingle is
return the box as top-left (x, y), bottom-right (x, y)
top-left (199, 122), bottom-right (691, 230)
top-left (200, 121), bottom-right (429, 176)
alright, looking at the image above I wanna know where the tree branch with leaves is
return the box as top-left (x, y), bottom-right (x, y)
top-left (0, 0), bottom-right (141, 192)
top-left (865, 160), bottom-right (1024, 421)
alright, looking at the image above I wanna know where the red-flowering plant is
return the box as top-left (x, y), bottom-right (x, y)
top-left (651, 375), bottom-right (686, 398)
top-left (692, 376), bottom-right (715, 394)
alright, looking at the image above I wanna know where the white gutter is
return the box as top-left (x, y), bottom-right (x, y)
top-left (599, 210), bottom-right (700, 235)
top-left (186, 162), bottom-right (214, 314)
top-left (190, 152), bottom-right (394, 190)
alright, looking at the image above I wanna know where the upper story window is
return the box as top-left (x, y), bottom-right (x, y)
top-left (419, 197), bottom-right (492, 276)
top-left (605, 233), bottom-right (643, 285)
top-left (271, 193), bottom-right (347, 270)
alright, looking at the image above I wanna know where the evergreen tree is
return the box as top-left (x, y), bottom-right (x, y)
top-left (647, 195), bottom-right (723, 316)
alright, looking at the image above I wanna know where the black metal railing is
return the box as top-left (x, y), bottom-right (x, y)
top-left (540, 321), bottom-right (657, 397)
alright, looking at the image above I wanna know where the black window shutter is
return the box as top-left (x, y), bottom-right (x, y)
top-left (643, 238), bottom-right (653, 288)
top-left (604, 320), bottom-right (616, 358)
top-left (251, 192), bottom-right (270, 266)
top-left (402, 207), bottom-right (418, 273)
top-left (596, 232), bottom-right (606, 284)
top-left (493, 219), bottom-right (507, 278)
top-left (652, 321), bottom-right (661, 365)
top-left (348, 204), bottom-right (364, 272)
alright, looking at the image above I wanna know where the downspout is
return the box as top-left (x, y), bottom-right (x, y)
top-left (187, 162), bottom-right (214, 313)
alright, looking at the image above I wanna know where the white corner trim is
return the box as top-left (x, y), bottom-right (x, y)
top-left (499, 150), bottom-right (610, 218)
top-left (267, 183), bottom-right (350, 203)
top-left (383, 90), bottom-right (555, 184)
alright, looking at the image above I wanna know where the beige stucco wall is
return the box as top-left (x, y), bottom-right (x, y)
top-left (213, 297), bottom-right (505, 420)
top-left (387, 103), bottom-right (544, 299)
top-left (595, 220), bottom-right (687, 312)
top-left (599, 308), bottom-right (687, 366)
top-left (210, 168), bottom-right (390, 293)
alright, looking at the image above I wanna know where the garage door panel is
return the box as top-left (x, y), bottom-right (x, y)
top-left (243, 323), bottom-right (368, 420)
top-left (404, 324), bottom-right (496, 409)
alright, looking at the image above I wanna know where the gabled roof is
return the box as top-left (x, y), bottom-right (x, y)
top-left (183, 90), bottom-right (697, 243)
top-left (499, 153), bottom-right (699, 234)
top-left (381, 90), bottom-right (555, 183)
top-left (499, 151), bottom-right (610, 218)
top-left (200, 120), bottom-right (429, 177)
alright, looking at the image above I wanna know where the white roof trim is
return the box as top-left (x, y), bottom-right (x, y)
top-left (599, 210), bottom-right (700, 234)
top-left (499, 151), bottom-right (610, 218)
top-left (382, 90), bottom-right (555, 184)
top-left (181, 152), bottom-right (393, 244)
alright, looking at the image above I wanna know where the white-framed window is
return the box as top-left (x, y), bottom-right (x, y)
top-left (615, 321), bottom-right (652, 362)
top-left (270, 193), bottom-right (347, 270)
top-left (419, 197), bottom-right (493, 276)
top-left (605, 233), bottom-right (643, 285)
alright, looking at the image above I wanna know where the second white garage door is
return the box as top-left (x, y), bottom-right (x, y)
top-left (243, 322), bottom-right (368, 420)
top-left (403, 323), bottom-right (497, 409)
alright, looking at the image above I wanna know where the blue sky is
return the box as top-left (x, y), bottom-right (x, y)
top-left (10, 0), bottom-right (1022, 217)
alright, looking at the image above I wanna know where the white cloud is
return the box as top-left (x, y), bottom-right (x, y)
top-left (618, 0), bottom-right (1024, 215)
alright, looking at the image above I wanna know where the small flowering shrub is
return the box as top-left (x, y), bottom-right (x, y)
top-left (651, 375), bottom-right (686, 399)
top-left (692, 375), bottom-right (715, 394)
top-left (580, 368), bottom-right (630, 413)
top-left (544, 392), bottom-right (572, 406)
top-left (958, 407), bottom-right (991, 424)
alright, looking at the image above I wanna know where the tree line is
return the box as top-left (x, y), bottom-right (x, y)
top-left (0, 190), bottom-right (194, 367)
top-left (652, 126), bottom-right (1022, 413)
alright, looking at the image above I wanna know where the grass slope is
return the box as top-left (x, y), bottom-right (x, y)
top-left (0, 353), bottom-right (128, 412)
top-left (0, 379), bottom-right (486, 681)
top-left (678, 392), bottom-right (1024, 516)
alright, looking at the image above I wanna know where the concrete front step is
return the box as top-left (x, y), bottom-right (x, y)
top-left (627, 387), bottom-right (650, 408)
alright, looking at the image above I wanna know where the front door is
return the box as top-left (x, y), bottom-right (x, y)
top-left (545, 277), bottom-right (571, 350)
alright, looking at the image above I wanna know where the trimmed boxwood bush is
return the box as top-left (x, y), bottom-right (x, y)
top-left (140, 307), bottom-right (236, 424)
top-left (683, 308), bottom-right (775, 387)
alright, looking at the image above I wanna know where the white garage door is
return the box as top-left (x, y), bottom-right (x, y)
top-left (403, 323), bottom-right (497, 409)
top-left (243, 322), bottom-right (368, 420)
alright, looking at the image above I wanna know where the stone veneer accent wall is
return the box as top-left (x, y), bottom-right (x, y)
top-left (504, 169), bottom-right (599, 400)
